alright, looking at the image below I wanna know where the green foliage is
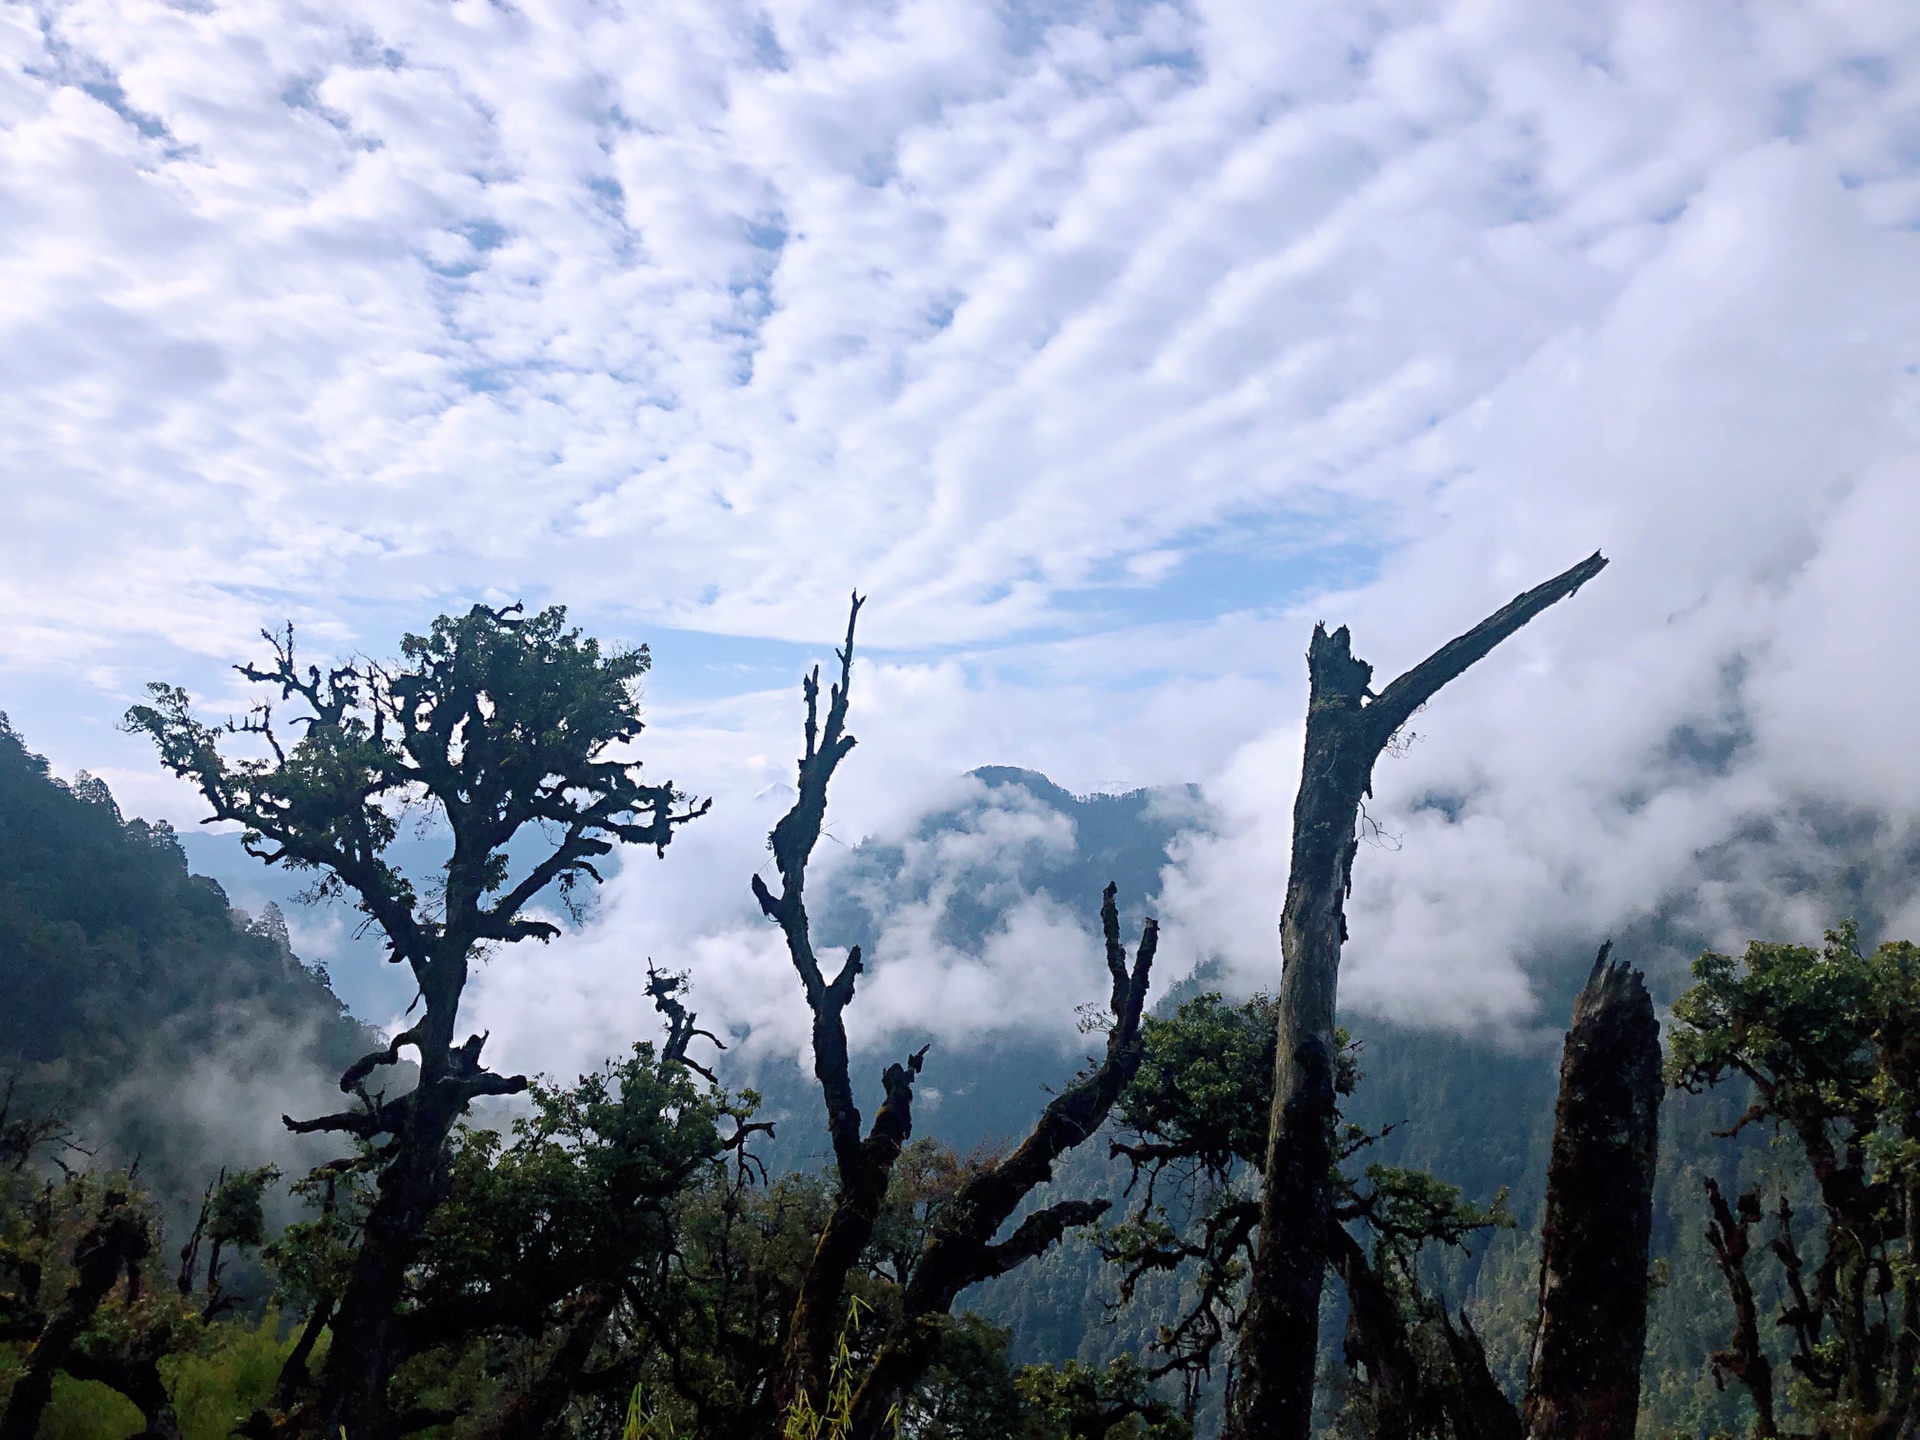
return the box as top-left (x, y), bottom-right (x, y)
top-left (1101, 991), bottom-right (1513, 1431)
top-left (1119, 993), bottom-right (1276, 1181)
top-left (163, 1308), bottom-right (301, 1440)
top-left (1346, 1166), bottom-right (1513, 1281)
top-left (1013, 1354), bottom-right (1191, 1440)
top-left (123, 605), bottom-right (710, 1432)
top-left (897, 1313), bottom-right (1023, 1440)
top-left (243, 1046), bottom-right (769, 1436)
top-left (9, 1303), bottom-right (297, 1440)
top-left (781, 1296), bottom-right (881, 1440)
top-left (0, 1129), bottom-right (294, 1439)
top-left (1668, 922), bottom-right (1893, 1120)
top-left (263, 1159), bottom-right (373, 1320)
top-left (204, 1165), bottom-right (280, 1252)
top-left (31, 1372), bottom-right (143, 1439)
top-left (658, 1168), bottom-right (833, 1429)
top-left (1666, 924), bottom-right (1920, 1434)
top-left (123, 605), bottom-right (696, 960)
top-left (414, 1042), bottom-right (748, 1331)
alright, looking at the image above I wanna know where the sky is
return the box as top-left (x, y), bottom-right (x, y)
top-left (4, 0), bottom-right (1920, 1079)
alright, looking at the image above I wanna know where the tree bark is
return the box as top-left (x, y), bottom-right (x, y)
top-left (780, 1047), bottom-right (926, 1415)
top-left (1523, 945), bottom-right (1661, 1440)
top-left (1438, 1309), bottom-right (1525, 1440)
top-left (1328, 1228), bottom-right (1427, 1440)
top-left (1231, 552), bottom-right (1608, 1440)
top-left (752, 596), bottom-right (943, 1419)
top-left (309, 1021), bottom-right (525, 1439)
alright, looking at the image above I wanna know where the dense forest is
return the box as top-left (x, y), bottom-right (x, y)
top-left (3, 581), bottom-right (1918, 1440)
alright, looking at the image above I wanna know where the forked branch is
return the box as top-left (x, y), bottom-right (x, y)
top-left (846, 884), bottom-right (1161, 1439)
top-left (756, 596), bottom-right (938, 1416)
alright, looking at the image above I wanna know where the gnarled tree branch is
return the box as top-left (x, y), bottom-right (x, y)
top-left (846, 884), bottom-right (1161, 1439)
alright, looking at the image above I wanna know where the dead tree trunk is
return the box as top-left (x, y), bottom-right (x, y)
top-left (1439, 1310), bottom-right (1525, 1440)
top-left (755, 596), bottom-right (939, 1418)
top-left (1523, 945), bottom-right (1662, 1440)
top-left (844, 884), bottom-right (1159, 1440)
top-left (1231, 552), bottom-right (1608, 1440)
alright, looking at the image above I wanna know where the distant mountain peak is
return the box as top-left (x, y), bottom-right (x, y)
top-left (967, 765), bottom-right (1077, 807)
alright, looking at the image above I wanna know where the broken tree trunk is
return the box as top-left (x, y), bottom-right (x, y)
top-left (1523, 945), bottom-right (1662, 1440)
top-left (1230, 552), bottom-right (1609, 1440)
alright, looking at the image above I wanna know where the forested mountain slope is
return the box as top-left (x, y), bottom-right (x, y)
top-left (730, 763), bottom-right (1802, 1437)
top-left (0, 712), bottom-right (383, 1209)
top-left (0, 717), bottom-right (1841, 1436)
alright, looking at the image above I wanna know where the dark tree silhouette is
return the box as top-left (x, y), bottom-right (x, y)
top-left (0, 1180), bottom-right (152, 1440)
top-left (1232, 552), bottom-right (1608, 1440)
top-left (1524, 945), bottom-right (1662, 1440)
top-left (753, 598), bottom-right (1163, 1438)
top-left (126, 603), bottom-right (705, 1439)
top-left (750, 595), bottom-right (932, 1417)
top-left (845, 881), bottom-right (1158, 1440)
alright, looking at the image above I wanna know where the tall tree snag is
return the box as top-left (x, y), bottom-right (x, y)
top-left (756, 595), bottom-right (936, 1416)
top-left (751, 601), bottom-right (1168, 1435)
top-left (1523, 944), bottom-right (1662, 1440)
top-left (1231, 551), bottom-right (1608, 1440)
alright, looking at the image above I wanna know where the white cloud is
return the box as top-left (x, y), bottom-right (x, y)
top-left (1161, 136), bottom-right (1920, 1034)
top-left (5, 0), bottom-right (1920, 1063)
top-left (464, 768), bottom-right (1127, 1080)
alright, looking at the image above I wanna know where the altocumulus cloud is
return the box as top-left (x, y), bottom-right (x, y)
top-left (3, 0), bottom-right (1919, 1067)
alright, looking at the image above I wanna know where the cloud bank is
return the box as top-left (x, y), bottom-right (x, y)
top-left (4, 0), bottom-right (1918, 1067)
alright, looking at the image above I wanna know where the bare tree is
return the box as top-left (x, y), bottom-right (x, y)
top-left (1231, 552), bottom-right (1609, 1440)
top-left (844, 882), bottom-right (1158, 1440)
top-left (755, 599), bottom-right (1163, 1436)
top-left (753, 595), bottom-right (937, 1416)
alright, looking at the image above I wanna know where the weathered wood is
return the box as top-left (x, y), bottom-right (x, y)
top-left (755, 597), bottom-right (946, 1416)
top-left (1523, 945), bottom-right (1662, 1440)
top-left (1440, 1309), bottom-right (1525, 1440)
top-left (1231, 552), bottom-right (1608, 1440)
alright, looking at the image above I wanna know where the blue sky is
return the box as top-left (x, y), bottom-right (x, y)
top-left (5, 0), bottom-right (1920, 1072)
